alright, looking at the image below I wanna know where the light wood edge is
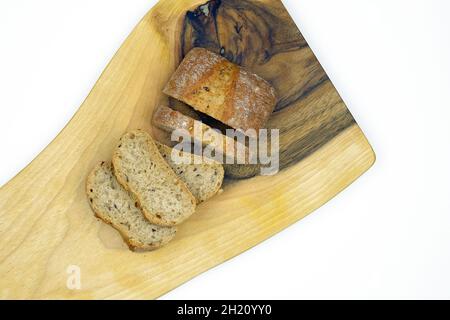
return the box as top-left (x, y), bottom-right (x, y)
top-left (42, 125), bottom-right (373, 299)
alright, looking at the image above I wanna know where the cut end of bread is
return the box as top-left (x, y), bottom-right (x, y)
top-left (112, 130), bottom-right (197, 226)
top-left (86, 162), bottom-right (177, 251)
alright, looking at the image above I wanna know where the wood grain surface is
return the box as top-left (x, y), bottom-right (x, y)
top-left (173, 0), bottom-right (356, 178)
top-left (0, 0), bottom-right (375, 299)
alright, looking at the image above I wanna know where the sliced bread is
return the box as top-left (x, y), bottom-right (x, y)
top-left (86, 162), bottom-right (177, 251)
top-left (112, 130), bottom-right (196, 226)
top-left (156, 142), bottom-right (224, 203)
top-left (163, 47), bottom-right (276, 136)
top-left (153, 105), bottom-right (252, 164)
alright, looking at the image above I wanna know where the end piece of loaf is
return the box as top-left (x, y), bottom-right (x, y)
top-left (112, 130), bottom-right (196, 226)
top-left (86, 162), bottom-right (177, 251)
top-left (163, 47), bottom-right (276, 135)
top-left (156, 142), bottom-right (224, 203)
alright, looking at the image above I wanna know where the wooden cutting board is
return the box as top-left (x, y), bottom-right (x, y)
top-left (0, 0), bottom-right (375, 299)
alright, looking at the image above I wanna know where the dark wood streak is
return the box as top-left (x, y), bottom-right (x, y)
top-left (182, 0), bottom-right (306, 65)
top-left (180, 0), bottom-right (356, 178)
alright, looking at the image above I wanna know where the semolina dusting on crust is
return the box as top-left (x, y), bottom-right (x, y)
top-left (163, 47), bottom-right (276, 135)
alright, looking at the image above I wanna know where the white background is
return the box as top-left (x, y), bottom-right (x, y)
top-left (1, 0), bottom-right (449, 299)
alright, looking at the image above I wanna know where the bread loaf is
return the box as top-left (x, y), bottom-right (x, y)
top-left (163, 48), bottom-right (276, 136)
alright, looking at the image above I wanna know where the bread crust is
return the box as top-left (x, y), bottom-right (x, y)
top-left (163, 48), bottom-right (276, 135)
top-left (153, 105), bottom-right (252, 164)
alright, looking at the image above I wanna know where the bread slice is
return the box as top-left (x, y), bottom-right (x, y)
top-left (163, 47), bottom-right (276, 136)
top-left (112, 130), bottom-right (196, 226)
top-left (153, 105), bottom-right (252, 164)
top-left (156, 142), bottom-right (224, 203)
top-left (86, 162), bottom-right (177, 251)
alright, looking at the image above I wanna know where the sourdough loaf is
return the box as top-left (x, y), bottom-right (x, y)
top-left (163, 47), bottom-right (276, 136)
